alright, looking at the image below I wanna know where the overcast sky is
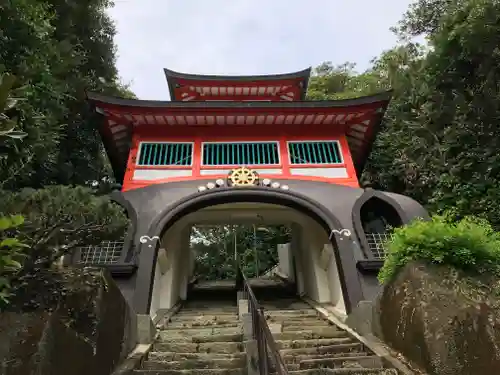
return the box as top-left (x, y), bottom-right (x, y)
top-left (108, 0), bottom-right (413, 100)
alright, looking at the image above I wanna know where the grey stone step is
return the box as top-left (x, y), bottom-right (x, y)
top-left (277, 338), bottom-right (357, 350)
top-left (287, 369), bottom-right (398, 375)
top-left (181, 307), bottom-right (238, 312)
top-left (164, 321), bottom-right (240, 329)
top-left (283, 324), bottom-right (334, 331)
top-left (148, 352), bottom-right (245, 362)
top-left (159, 326), bottom-right (242, 338)
top-left (177, 310), bottom-right (238, 316)
top-left (264, 309), bottom-right (318, 316)
top-left (143, 357), bottom-right (245, 370)
top-left (298, 355), bottom-right (383, 370)
top-left (134, 369), bottom-right (245, 375)
top-left (273, 329), bottom-right (349, 341)
top-left (154, 341), bottom-right (243, 354)
top-left (262, 306), bottom-right (312, 311)
top-left (280, 342), bottom-right (364, 356)
top-left (283, 352), bottom-right (370, 364)
top-left (162, 324), bottom-right (241, 332)
top-left (264, 314), bottom-right (321, 322)
top-left (170, 315), bottom-right (240, 322)
top-left (158, 333), bottom-right (243, 343)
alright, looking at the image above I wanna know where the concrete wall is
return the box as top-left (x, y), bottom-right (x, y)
top-left (285, 220), bottom-right (348, 316)
top-left (149, 224), bottom-right (193, 319)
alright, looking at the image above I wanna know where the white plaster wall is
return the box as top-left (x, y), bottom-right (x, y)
top-left (277, 243), bottom-right (294, 281)
top-left (290, 167), bottom-right (348, 178)
top-left (149, 202), bottom-right (348, 316)
top-left (323, 244), bottom-right (347, 315)
top-left (149, 223), bottom-right (185, 317)
top-left (290, 224), bottom-right (305, 296)
top-left (149, 262), bottom-right (162, 318)
top-left (133, 169), bottom-right (192, 180)
top-left (301, 220), bottom-right (331, 303)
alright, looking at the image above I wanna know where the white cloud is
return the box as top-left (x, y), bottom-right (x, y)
top-left (108, 0), bottom-right (414, 100)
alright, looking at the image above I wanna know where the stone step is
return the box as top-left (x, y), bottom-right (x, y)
top-left (287, 369), bottom-right (398, 375)
top-left (280, 342), bottom-right (365, 357)
top-left (169, 315), bottom-right (240, 322)
top-left (283, 351), bottom-right (370, 364)
top-left (273, 329), bottom-right (349, 341)
top-left (298, 355), bottom-right (383, 370)
top-left (133, 369), bottom-right (245, 375)
top-left (176, 311), bottom-right (238, 317)
top-left (154, 341), bottom-right (243, 354)
top-left (283, 324), bottom-right (334, 331)
top-left (148, 352), bottom-right (245, 362)
top-left (181, 303), bottom-right (238, 311)
top-left (158, 333), bottom-right (243, 343)
top-left (277, 338), bottom-right (358, 350)
top-left (164, 321), bottom-right (240, 329)
top-left (263, 309), bottom-right (318, 316)
top-left (264, 314), bottom-right (322, 322)
top-left (262, 306), bottom-right (312, 312)
top-left (143, 357), bottom-right (245, 370)
top-left (159, 326), bottom-right (242, 338)
top-left (162, 323), bottom-right (243, 334)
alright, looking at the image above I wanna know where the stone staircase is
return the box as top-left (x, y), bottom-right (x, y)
top-left (134, 300), bottom-right (246, 375)
top-left (261, 298), bottom-right (399, 375)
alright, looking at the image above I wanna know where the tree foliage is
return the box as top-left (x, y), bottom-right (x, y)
top-left (0, 0), bottom-right (134, 190)
top-left (192, 225), bottom-right (290, 280)
top-left (309, 0), bottom-right (500, 231)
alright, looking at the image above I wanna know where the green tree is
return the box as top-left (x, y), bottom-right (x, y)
top-left (308, 0), bottom-right (500, 230)
top-left (0, 0), bottom-right (134, 190)
top-left (191, 225), bottom-right (290, 280)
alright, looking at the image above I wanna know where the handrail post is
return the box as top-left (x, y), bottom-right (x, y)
top-left (239, 268), bottom-right (289, 375)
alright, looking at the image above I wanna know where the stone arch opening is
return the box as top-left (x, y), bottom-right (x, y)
top-left (133, 188), bottom-right (363, 316)
top-left (353, 191), bottom-right (406, 260)
top-left (110, 192), bottom-right (139, 263)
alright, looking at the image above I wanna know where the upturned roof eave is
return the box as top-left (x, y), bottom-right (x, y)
top-left (87, 90), bottom-right (393, 110)
top-left (163, 68), bottom-right (312, 101)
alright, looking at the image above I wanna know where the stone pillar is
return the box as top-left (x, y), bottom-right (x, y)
top-left (237, 291), bottom-right (249, 318)
top-left (277, 243), bottom-right (294, 282)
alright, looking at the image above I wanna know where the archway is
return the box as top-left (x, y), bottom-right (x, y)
top-left (132, 188), bottom-right (363, 316)
top-left (352, 191), bottom-right (407, 260)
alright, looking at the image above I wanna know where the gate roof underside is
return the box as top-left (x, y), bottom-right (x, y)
top-left (87, 91), bottom-right (392, 183)
top-left (164, 68), bottom-right (312, 101)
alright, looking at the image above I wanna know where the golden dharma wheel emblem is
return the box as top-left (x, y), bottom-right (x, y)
top-left (228, 167), bottom-right (259, 187)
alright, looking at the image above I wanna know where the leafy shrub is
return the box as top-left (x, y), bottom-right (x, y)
top-left (0, 215), bottom-right (28, 303)
top-left (378, 214), bottom-right (500, 283)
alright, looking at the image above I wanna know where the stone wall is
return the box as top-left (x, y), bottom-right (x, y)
top-left (347, 262), bottom-right (500, 375)
top-left (0, 269), bottom-right (137, 375)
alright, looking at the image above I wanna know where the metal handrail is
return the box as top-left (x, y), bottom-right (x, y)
top-left (236, 263), bottom-right (289, 375)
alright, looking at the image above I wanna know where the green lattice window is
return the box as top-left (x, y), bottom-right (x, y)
top-left (288, 141), bottom-right (343, 165)
top-left (137, 142), bottom-right (193, 166)
top-left (202, 142), bottom-right (280, 166)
